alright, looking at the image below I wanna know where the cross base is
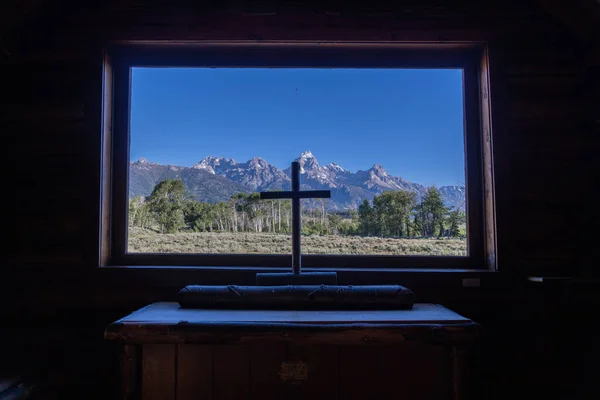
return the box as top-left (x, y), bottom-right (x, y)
top-left (259, 160), bottom-right (331, 276)
top-left (256, 272), bottom-right (337, 286)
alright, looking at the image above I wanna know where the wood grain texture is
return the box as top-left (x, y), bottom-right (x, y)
top-left (100, 50), bottom-right (113, 267)
top-left (1, 2), bottom-right (597, 400)
top-left (141, 344), bottom-right (175, 400)
top-left (338, 346), bottom-right (378, 400)
top-left (122, 341), bottom-right (465, 400)
top-left (379, 343), bottom-right (451, 400)
top-left (213, 345), bottom-right (249, 400)
top-left (4, 1), bottom-right (595, 279)
top-left (479, 48), bottom-right (498, 271)
top-left (176, 345), bottom-right (212, 400)
top-left (451, 346), bottom-right (467, 400)
top-left (121, 345), bottom-right (140, 400)
top-left (249, 343), bottom-right (287, 400)
top-left (286, 345), bottom-right (338, 400)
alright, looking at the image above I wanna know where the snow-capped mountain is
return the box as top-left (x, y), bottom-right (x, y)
top-left (439, 185), bottom-right (467, 210)
top-left (324, 162), bottom-right (349, 174)
top-left (192, 156), bottom-right (290, 190)
top-left (284, 151), bottom-right (342, 189)
top-left (130, 151), bottom-right (466, 210)
top-left (191, 156), bottom-right (237, 175)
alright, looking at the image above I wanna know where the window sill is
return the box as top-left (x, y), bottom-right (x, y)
top-left (97, 265), bottom-right (499, 289)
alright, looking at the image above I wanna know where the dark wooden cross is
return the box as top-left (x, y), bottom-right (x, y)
top-left (260, 161), bottom-right (330, 274)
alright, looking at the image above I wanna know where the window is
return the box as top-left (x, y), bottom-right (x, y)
top-left (103, 43), bottom-right (493, 269)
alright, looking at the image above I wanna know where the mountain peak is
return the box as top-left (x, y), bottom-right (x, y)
top-left (247, 157), bottom-right (268, 169)
top-left (132, 157), bottom-right (157, 166)
top-left (299, 150), bottom-right (314, 159)
top-left (206, 156), bottom-right (234, 164)
top-left (325, 162), bottom-right (348, 173)
top-left (191, 156), bottom-right (237, 174)
top-left (296, 151), bottom-right (319, 173)
top-left (371, 164), bottom-right (388, 174)
top-left (192, 156), bottom-right (220, 174)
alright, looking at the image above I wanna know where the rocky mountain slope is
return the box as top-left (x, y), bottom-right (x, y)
top-left (130, 152), bottom-right (466, 210)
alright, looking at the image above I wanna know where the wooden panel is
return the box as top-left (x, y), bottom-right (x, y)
top-left (0, 0), bottom-right (593, 281)
top-left (177, 345), bottom-right (213, 400)
top-left (506, 100), bottom-right (583, 121)
top-left (141, 344), bottom-right (175, 400)
top-left (121, 345), bottom-right (140, 400)
top-left (164, 343), bottom-right (457, 400)
top-left (504, 77), bottom-right (582, 101)
top-left (338, 346), bottom-right (378, 400)
top-left (285, 345), bottom-right (338, 400)
top-left (4, 4), bottom-right (596, 400)
top-left (249, 343), bottom-right (287, 400)
top-left (379, 344), bottom-right (408, 399)
top-left (480, 47), bottom-right (497, 270)
top-left (379, 343), bottom-right (450, 400)
top-left (213, 345), bottom-right (249, 400)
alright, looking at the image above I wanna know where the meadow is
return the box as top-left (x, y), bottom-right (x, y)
top-left (128, 227), bottom-right (467, 256)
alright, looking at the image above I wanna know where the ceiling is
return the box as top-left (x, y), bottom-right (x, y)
top-left (1, 0), bottom-right (599, 58)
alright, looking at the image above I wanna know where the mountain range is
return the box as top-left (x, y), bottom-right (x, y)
top-left (129, 151), bottom-right (466, 210)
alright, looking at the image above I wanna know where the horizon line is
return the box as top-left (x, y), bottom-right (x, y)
top-left (131, 155), bottom-right (465, 188)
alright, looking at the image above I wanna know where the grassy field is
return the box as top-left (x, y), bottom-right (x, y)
top-left (128, 227), bottom-right (466, 256)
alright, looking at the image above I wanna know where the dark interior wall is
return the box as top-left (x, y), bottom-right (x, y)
top-left (1, 0), bottom-right (598, 399)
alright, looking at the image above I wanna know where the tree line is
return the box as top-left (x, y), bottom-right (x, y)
top-left (357, 187), bottom-right (465, 238)
top-left (129, 179), bottom-right (465, 238)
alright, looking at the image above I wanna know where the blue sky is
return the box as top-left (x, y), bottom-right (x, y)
top-left (130, 67), bottom-right (465, 186)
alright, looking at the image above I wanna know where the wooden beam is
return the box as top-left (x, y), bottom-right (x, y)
top-left (536, 0), bottom-right (599, 37)
top-left (536, 0), bottom-right (600, 57)
top-left (0, 0), bottom-right (44, 35)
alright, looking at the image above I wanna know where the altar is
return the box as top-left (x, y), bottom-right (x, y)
top-left (105, 162), bottom-right (481, 399)
top-left (105, 302), bottom-right (481, 400)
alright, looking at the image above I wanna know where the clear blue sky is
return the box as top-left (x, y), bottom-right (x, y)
top-left (130, 67), bottom-right (465, 186)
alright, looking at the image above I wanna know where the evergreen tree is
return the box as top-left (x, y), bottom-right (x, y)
top-left (418, 187), bottom-right (447, 237)
top-left (358, 199), bottom-right (375, 236)
top-left (183, 200), bottom-right (212, 232)
top-left (147, 179), bottom-right (187, 233)
top-left (447, 209), bottom-right (466, 238)
top-left (363, 191), bottom-right (416, 237)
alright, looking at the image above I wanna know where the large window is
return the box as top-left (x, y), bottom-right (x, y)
top-left (104, 43), bottom-right (491, 269)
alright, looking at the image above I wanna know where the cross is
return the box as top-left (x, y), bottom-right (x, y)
top-left (260, 161), bottom-right (331, 274)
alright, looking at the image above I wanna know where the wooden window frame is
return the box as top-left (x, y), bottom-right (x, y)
top-left (100, 41), bottom-right (496, 271)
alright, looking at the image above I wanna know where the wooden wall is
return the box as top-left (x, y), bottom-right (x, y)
top-left (143, 343), bottom-right (452, 400)
top-left (1, 0), bottom-right (598, 399)
top-left (3, 0), bottom-right (595, 278)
